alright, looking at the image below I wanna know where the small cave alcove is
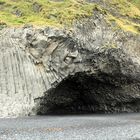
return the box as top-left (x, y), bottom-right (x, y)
top-left (35, 72), bottom-right (120, 115)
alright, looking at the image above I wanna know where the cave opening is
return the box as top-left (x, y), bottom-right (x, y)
top-left (36, 72), bottom-right (118, 115)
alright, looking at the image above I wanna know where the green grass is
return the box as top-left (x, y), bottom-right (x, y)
top-left (0, 0), bottom-right (96, 27)
top-left (104, 0), bottom-right (140, 34)
top-left (0, 0), bottom-right (140, 33)
top-left (129, 0), bottom-right (140, 9)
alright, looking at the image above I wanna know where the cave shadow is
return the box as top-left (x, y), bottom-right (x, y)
top-left (35, 72), bottom-right (140, 116)
top-left (35, 72), bottom-right (117, 116)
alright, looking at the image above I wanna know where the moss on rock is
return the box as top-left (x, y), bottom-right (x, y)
top-left (0, 0), bottom-right (140, 34)
top-left (0, 0), bottom-right (96, 27)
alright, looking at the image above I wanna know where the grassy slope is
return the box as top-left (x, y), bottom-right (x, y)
top-left (0, 0), bottom-right (140, 33)
top-left (0, 0), bottom-right (96, 27)
top-left (130, 0), bottom-right (140, 8)
top-left (104, 0), bottom-right (140, 34)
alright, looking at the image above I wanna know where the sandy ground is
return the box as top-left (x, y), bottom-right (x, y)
top-left (0, 113), bottom-right (140, 140)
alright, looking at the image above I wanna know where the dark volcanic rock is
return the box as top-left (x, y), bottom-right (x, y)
top-left (32, 2), bottom-right (42, 13)
top-left (12, 9), bottom-right (23, 17)
top-left (0, 12), bottom-right (140, 117)
top-left (0, 22), bottom-right (7, 30)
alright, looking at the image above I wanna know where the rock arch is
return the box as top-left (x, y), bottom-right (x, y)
top-left (1, 16), bottom-right (140, 117)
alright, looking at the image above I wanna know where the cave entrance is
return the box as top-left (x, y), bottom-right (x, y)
top-left (36, 72), bottom-right (115, 115)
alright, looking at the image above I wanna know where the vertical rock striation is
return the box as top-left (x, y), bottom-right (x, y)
top-left (0, 13), bottom-right (140, 117)
top-left (0, 28), bottom-right (47, 117)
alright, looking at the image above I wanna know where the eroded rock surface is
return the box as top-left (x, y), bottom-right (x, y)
top-left (0, 12), bottom-right (140, 117)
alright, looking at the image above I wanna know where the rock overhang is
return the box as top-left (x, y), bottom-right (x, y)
top-left (0, 13), bottom-right (140, 117)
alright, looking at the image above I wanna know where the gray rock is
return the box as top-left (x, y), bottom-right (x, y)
top-left (0, 12), bottom-right (140, 117)
top-left (32, 2), bottom-right (42, 13)
top-left (12, 9), bottom-right (23, 17)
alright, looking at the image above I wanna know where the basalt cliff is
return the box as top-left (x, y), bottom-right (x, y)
top-left (1, 1), bottom-right (140, 117)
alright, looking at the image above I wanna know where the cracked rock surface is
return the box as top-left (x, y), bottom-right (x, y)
top-left (0, 13), bottom-right (140, 117)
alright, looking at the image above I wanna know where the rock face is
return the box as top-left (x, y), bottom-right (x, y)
top-left (0, 12), bottom-right (140, 117)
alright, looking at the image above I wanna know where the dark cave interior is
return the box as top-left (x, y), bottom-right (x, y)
top-left (36, 73), bottom-right (119, 115)
top-left (35, 72), bottom-right (140, 115)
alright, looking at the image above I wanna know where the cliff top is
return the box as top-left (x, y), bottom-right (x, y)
top-left (0, 0), bottom-right (140, 33)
